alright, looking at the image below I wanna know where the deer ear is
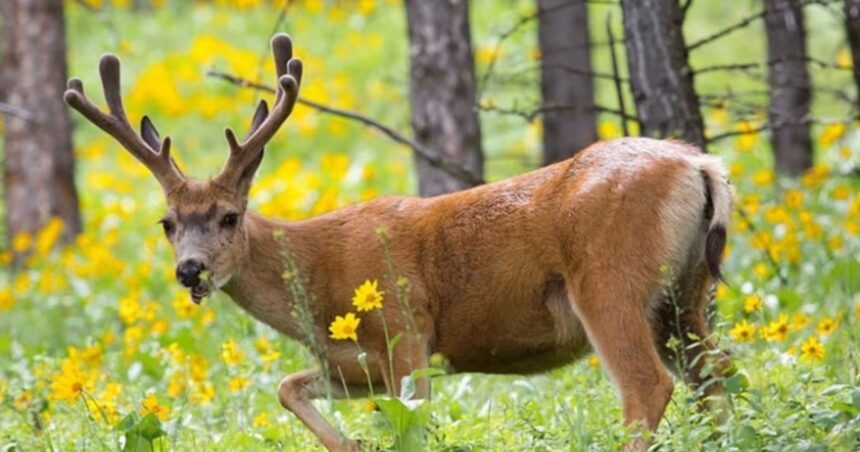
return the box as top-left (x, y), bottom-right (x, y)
top-left (235, 101), bottom-right (269, 195)
top-left (140, 115), bottom-right (161, 149)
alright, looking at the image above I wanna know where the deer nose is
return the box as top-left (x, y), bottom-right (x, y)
top-left (176, 260), bottom-right (204, 288)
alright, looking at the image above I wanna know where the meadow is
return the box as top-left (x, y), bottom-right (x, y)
top-left (0, 0), bottom-right (859, 450)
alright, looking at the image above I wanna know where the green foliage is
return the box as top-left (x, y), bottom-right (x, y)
top-left (0, 1), bottom-right (858, 451)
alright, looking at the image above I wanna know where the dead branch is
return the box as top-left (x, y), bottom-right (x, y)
top-left (0, 102), bottom-right (37, 122)
top-left (207, 70), bottom-right (485, 186)
top-left (605, 12), bottom-right (630, 135)
top-left (706, 114), bottom-right (859, 143)
top-left (688, 0), bottom-right (841, 51)
top-left (479, 102), bottom-right (638, 123)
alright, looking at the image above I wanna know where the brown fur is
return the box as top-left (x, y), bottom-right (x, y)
top-left (182, 138), bottom-right (730, 451)
top-left (67, 37), bottom-right (734, 451)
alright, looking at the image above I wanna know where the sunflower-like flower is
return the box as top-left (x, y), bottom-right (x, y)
top-left (351, 279), bottom-right (384, 312)
top-left (329, 313), bottom-right (360, 341)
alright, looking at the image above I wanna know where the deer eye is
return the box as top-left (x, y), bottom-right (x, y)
top-left (220, 213), bottom-right (239, 229)
top-left (159, 219), bottom-right (174, 235)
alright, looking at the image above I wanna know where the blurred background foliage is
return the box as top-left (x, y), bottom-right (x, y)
top-left (0, 0), bottom-right (858, 450)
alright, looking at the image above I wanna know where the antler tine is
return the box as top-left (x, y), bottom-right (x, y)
top-left (64, 54), bottom-right (185, 192)
top-left (217, 33), bottom-right (302, 187)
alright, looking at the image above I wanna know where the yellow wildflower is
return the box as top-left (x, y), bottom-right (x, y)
top-left (816, 317), bottom-right (839, 336)
top-left (35, 217), bottom-right (64, 256)
top-left (329, 312), bottom-right (360, 341)
top-left (762, 314), bottom-right (789, 342)
top-left (588, 356), bottom-right (600, 368)
top-left (0, 289), bottom-right (13, 311)
top-left (221, 339), bottom-right (245, 366)
top-left (254, 336), bottom-right (274, 354)
top-left (191, 382), bottom-right (216, 405)
top-left (730, 319), bottom-right (756, 343)
top-left (799, 336), bottom-right (825, 362)
top-left (228, 376), bottom-right (249, 392)
top-left (11, 231), bottom-right (32, 253)
top-left (736, 120), bottom-right (759, 152)
top-left (81, 344), bottom-right (103, 368)
top-left (141, 392), bottom-right (170, 421)
top-left (744, 295), bottom-right (762, 313)
top-left (172, 296), bottom-right (198, 319)
top-left (167, 374), bottom-right (186, 398)
top-left (14, 390), bottom-right (32, 411)
top-left (753, 169), bottom-right (773, 187)
top-left (753, 262), bottom-right (771, 279)
top-left (818, 122), bottom-right (845, 147)
top-left (597, 121), bottom-right (620, 140)
top-left (91, 383), bottom-right (122, 424)
top-left (792, 312), bottom-right (810, 330)
top-left (827, 235), bottom-right (843, 252)
top-left (784, 189), bottom-right (803, 209)
top-left (831, 185), bottom-right (851, 200)
top-left (50, 355), bottom-right (97, 403)
top-left (189, 355), bottom-right (210, 382)
top-left (352, 279), bottom-right (384, 312)
top-left (253, 412), bottom-right (270, 428)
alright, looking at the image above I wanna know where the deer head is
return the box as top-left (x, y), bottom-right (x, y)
top-left (65, 34), bottom-right (303, 303)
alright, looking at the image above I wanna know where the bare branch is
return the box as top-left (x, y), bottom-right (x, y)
top-left (477, 0), bottom-right (619, 99)
top-left (688, 0), bottom-right (840, 52)
top-left (695, 56), bottom-right (855, 75)
top-left (479, 102), bottom-right (638, 123)
top-left (207, 70), bottom-right (485, 186)
top-left (605, 12), bottom-right (630, 135)
top-left (0, 101), bottom-right (37, 122)
top-left (706, 114), bottom-right (859, 143)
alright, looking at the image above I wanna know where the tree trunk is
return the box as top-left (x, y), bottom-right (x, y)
top-left (405, 0), bottom-right (484, 197)
top-left (765, 0), bottom-right (812, 176)
top-left (538, 0), bottom-right (597, 165)
top-left (1, 0), bottom-right (81, 255)
top-left (845, 0), bottom-right (860, 109)
top-left (621, 0), bottom-right (707, 150)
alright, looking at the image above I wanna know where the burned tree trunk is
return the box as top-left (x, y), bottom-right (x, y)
top-left (621, 0), bottom-right (707, 150)
top-left (765, 0), bottom-right (812, 176)
top-left (538, 0), bottom-right (597, 165)
top-left (845, 0), bottom-right (860, 109)
top-left (1, 0), bottom-right (81, 254)
top-left (405, 0), bottom-right (484, 196)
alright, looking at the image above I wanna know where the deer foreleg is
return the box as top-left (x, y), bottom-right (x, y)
top-left (278, 369), bottom-right (357, 452)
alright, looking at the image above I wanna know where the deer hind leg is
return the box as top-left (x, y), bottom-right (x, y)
top-left (567, 276), bottom-right (674, 443)
top-left (653, 262), bottom-right (733, 418)
top-left (278, 368), bottom-right (359, 452)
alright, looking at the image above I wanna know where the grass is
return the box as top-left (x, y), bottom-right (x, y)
top-left (1, 0), bottom-right (859, 450)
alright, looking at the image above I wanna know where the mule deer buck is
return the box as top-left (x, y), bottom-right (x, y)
top-left (66, 34), bottom-right (734, 450)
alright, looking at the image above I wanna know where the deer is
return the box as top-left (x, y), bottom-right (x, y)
top-left (65, 34), bottom-right (735, 451)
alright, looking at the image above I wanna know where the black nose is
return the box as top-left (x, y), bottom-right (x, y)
top-left (176, 260), bottom-right (204, 288)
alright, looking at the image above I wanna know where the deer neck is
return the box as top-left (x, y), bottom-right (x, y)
top-left (220, 211), bottom-right (320, 342)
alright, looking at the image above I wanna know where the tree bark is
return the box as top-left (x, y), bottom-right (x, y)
top-left (765, 0), bottom-right (813, 176)
top-left (538, 0), bottom-right (597, 165)
top-left (1, 0), bottom-right (81, 254)
top-left (621, 0), bottom-right (707, 150)
top-left (405, 0), bottom-right (484, 197)
top-left (845, 0), bottom-right (860, 109)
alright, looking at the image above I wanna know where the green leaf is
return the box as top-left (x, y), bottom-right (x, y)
top-left (117, 412), bottom-right (140, 432)
top-left (136, 413), bottom-right (167, 441)
top-left (374, 397), bottom-right (429, 452)
top-left (724, 373), bottom-right (748, 394)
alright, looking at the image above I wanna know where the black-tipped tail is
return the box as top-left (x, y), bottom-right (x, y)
top-left (705, 225), bottom-right (727, 280)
